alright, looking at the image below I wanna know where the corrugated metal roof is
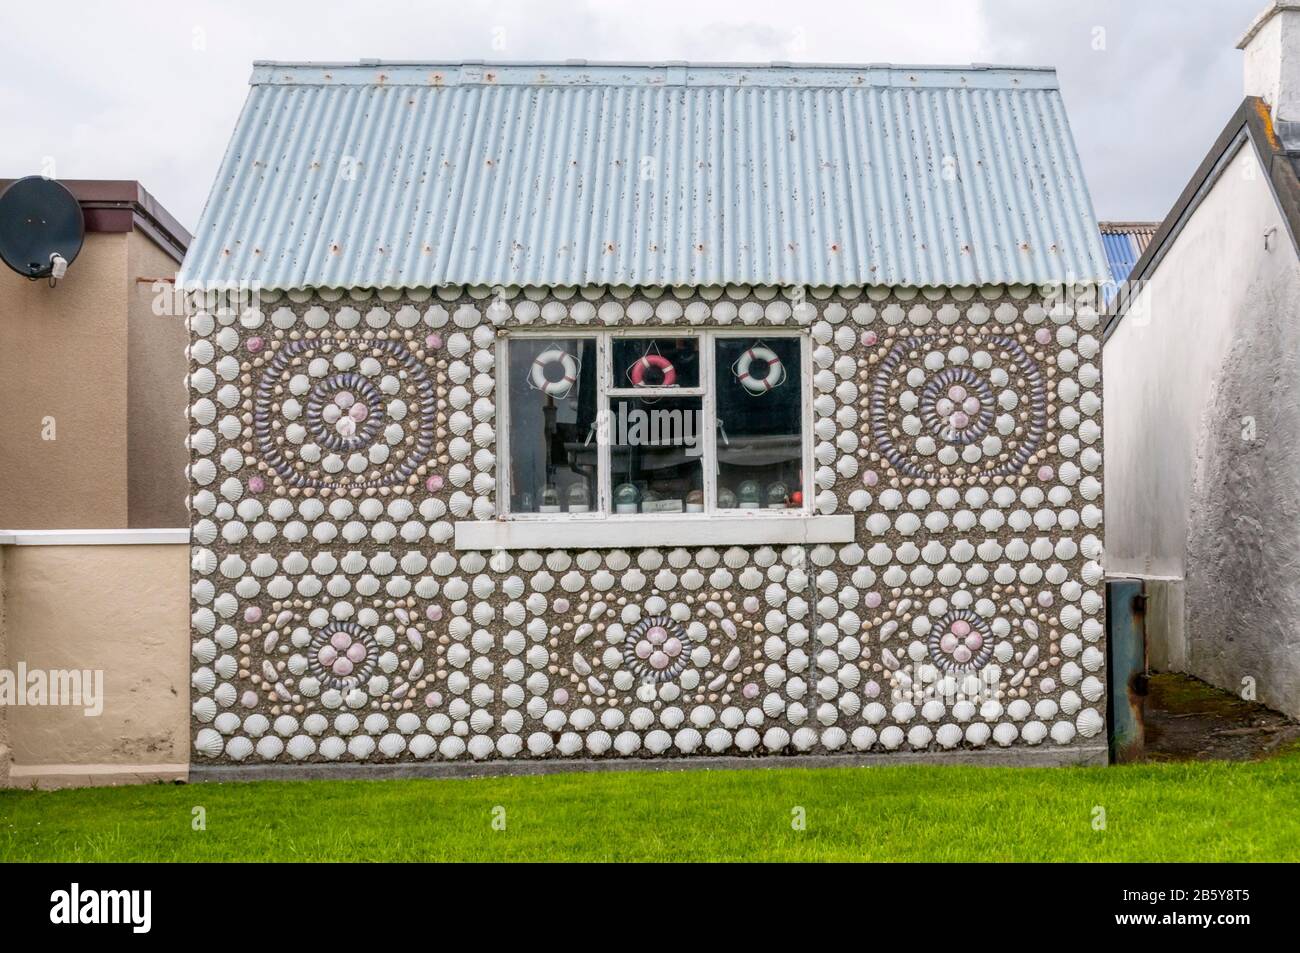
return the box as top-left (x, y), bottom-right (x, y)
top-left (1098, 221), bottom-right (1159, 286)
top-left (181, 61), bottom-right (1110, 291)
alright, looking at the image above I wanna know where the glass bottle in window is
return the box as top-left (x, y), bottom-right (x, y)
top-left (765, 480), bottom-right (790, 510)
top-left (566, 478), bottom-right (591, 513)
top-left (613, 482), bottom-right (640, 514)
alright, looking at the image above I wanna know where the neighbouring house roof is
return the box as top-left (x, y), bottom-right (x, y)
top-left (1098, 221), bottom-right (1159, 286)
top-left (1104, 97), bottom-right (1300, 339)
top-left (0, 179), bottom-right (191, 263)
top-left (180, 61), bottom-right (1109, 292)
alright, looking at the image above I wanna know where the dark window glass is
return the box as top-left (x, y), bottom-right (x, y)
top-left (714, 337), bottom-right (803, 510)
top-left (609, 396), bottom-right (705, 514)
top-left (506, 338), bottom-right (598, 513)
top-left (612, 337), bottom-right (700, 389)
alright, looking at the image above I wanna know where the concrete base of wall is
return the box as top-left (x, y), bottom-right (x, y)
top-left (191, 745), bottom-right (1110, 783)
top-left (1143, 577), bottom-right (1187, 672)
top-left (4, 762), bottom-right (188, 790)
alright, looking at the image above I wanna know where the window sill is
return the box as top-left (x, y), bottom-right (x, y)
top-left (454, 514), bottom-right (855, 551)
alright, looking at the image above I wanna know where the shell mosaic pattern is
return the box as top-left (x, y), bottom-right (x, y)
top-left (187, 285), bottom-right (1105, 766)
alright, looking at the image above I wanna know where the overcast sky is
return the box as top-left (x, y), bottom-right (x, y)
top-left (0, 0), bottom-right (1266, 232)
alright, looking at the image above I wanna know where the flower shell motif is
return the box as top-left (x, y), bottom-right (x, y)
top-left (868, 333), bottom-right (1048, 481)
top-left (624, 614), bottom-right (694, 684)
top-left (251, 337), bottom-right (436, 492)
top-left (926, 608), bottom-right (995, 674)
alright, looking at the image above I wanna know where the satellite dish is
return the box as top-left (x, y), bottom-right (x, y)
top-left (0, 176), bottom-right (85, 280)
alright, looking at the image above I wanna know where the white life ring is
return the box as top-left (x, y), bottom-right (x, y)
top-left (735, 345), bottom-right (784, 395)
top-left (530, 347), bottom-right (578, 398)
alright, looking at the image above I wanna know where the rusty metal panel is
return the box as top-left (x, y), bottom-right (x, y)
top-left (181, 62), bottom-right (1110, 291)
top-left (1105, 578), bottom-right (1147, 763)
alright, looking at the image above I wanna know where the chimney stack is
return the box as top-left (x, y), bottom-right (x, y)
top-left (1239, 2), bottom-right (1300, 121)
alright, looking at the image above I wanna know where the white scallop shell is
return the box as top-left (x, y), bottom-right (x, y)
top-left (637, 549), bottom-right (664, 570)
top-left (194, 728), bottom-right (224, 758)
top-left (449, 412), bottom-right (472, 436)
top-left (1076, 707), bottom-right (1104, 738)
top-left (723, 546), bottom-right (749, 569)
top-left (446, 332), bottom-right (471, 358)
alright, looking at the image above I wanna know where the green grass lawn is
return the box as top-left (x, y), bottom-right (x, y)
top-left (4, 750), bottom-right (1299, 861)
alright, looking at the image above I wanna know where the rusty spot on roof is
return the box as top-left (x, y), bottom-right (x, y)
top-left (1254, 98), bottom-right (1281, 150)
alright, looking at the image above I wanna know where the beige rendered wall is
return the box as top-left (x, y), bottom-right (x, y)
top-left (1, 542), bottom-right (189, 788)
top-left (0, 232), bottom-right (130, 529)
top-left (127, 230), bottom-right (189, 528)
top-left (0, 547), bottom-right (9, 786)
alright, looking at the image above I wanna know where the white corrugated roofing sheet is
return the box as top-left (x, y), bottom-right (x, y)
top-left (180, 61), bottom-right (1109, 290)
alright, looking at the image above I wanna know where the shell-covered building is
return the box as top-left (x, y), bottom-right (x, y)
top-left (181, 61), bottom-right (1110, 775)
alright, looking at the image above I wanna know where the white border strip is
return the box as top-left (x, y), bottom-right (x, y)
top-left (455, 514), bottom-right (855, 551)
top-left (0, 528), bottom-right (190, 546)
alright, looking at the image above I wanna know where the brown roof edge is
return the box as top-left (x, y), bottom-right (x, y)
top-left (1103, 97), bottom-right (1300, 341)
top-left (0, 178), bottom-right (191, 265)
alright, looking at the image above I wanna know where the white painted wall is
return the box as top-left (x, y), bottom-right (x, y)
top-left (1240, 2), bottom-right (1300, 121)
top-left (1104, 139), bottom-right (1300, 717)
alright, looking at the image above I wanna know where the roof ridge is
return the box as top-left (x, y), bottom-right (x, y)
top-left (252, 58), bottom-right (1058, 71)
top-left (247, 61), bottom-right (1060, 91)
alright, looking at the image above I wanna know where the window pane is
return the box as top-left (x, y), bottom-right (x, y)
top-left (714, 337), bottom-right (804, 510)
top-left (609, 396), bottom-right (705, 514)
top-left (507, 338), bottom-right (598, 513)
top-left (612, 336), bottom-right (700, 389)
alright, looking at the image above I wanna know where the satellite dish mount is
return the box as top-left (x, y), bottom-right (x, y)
top-left (0, 176), bottom-right (85, 286)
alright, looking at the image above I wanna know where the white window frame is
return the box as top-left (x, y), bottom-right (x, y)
top-left (493, 327), bottom-right (813, 521)
top-left (456, 325), bottom-right (856, 550)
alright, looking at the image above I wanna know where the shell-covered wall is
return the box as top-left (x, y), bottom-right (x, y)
top-left (186, 285), bottom-right (1106, 767)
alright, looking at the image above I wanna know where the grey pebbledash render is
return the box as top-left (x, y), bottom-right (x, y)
top-left (180, 61), bottom-right (1108, 777)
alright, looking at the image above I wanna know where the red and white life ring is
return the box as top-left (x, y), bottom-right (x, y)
top-left (530, 347), bottom-right (578, 398)
top-left (735, 345), bottom-right (784, 394)
top-left (629, 353), bottom-right (677, 387)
